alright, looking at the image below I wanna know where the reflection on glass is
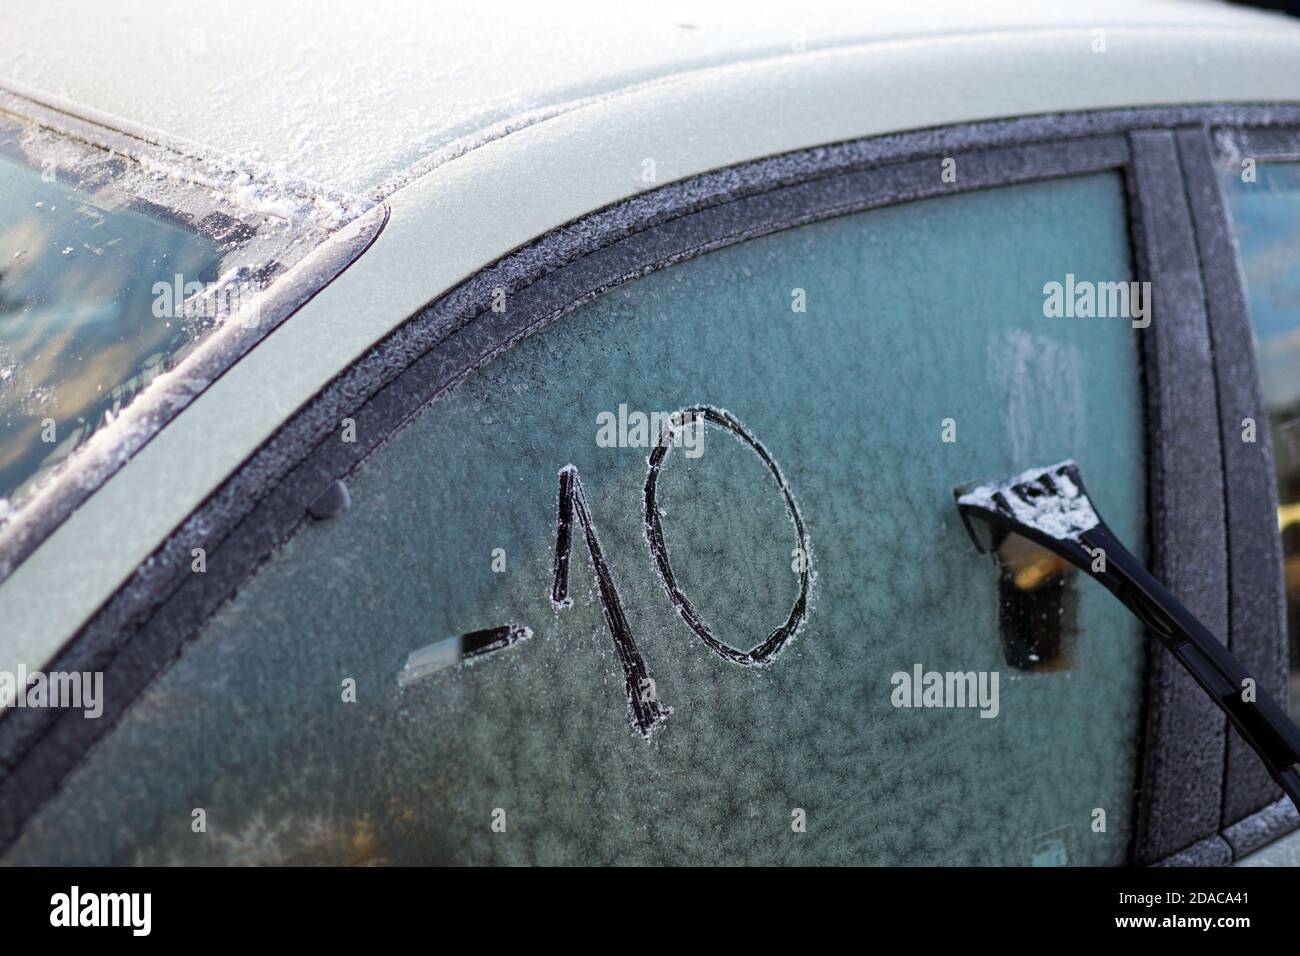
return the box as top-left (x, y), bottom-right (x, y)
top-left (963, 512), bottom-right (1079, 672)
top-left (1221, 160), bottom-right (1300, 725)
top-left (994, 531), bottom-right (1077, 671)
top-left (0, 153), bottom-right (220, 514)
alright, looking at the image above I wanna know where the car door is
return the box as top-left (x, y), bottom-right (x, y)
top-left (1, 108), bottom-right (1294, 866)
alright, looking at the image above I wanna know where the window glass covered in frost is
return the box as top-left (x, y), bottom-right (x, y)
top-left (0, 151), bottom-right (220, 513)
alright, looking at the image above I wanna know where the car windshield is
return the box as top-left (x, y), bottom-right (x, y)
top-left (0, 151), bottom-right (221, 514)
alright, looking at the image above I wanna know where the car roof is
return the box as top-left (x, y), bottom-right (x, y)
top-left (0, 0), bottom-right (1293, 196)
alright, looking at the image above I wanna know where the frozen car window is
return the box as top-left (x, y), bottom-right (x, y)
top-left (1220, 160), bottom-right (1300, 726)
top-left (0, 152), bottom-right (221, 513)
top-left (5, 172), bottom-right (1148, 866)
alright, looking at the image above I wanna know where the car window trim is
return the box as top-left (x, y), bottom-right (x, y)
top-left (1179, 126), bottom-right (1292, 827)
top-left (1197, 124), bottom-right (1300, 852)
top-left (1126, 129), bottom-right (1233, 862)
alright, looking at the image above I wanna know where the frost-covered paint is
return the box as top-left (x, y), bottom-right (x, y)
top-left (0, 0), bottom-right (1293, 195)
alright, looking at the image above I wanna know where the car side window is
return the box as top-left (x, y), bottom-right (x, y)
top-left (1220, 160), bottom-right (1300, 727)
top-left (5, 172), bottom-right (1149, 866)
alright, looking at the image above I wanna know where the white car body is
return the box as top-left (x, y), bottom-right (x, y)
top-left (1, 0), bottom-right (1299, 865)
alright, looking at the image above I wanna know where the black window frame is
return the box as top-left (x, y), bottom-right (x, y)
top-left (1192, 124), bottom-right (1300, 863)
top-left (4, 104), bottom-right (1300, 866)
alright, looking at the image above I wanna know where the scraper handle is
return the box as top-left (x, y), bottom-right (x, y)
top-left (1080, 523), bottom-right (1300, 813)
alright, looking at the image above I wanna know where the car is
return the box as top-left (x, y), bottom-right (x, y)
top-left (1, 0), bottom-right (1299, 869)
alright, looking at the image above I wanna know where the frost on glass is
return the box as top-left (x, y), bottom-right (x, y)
top-left (8, 173), bottom-right (1147, 866)
top-left (0, 153), bottom-right (220, 509)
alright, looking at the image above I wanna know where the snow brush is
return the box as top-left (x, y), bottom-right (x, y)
top-left (954, 459), bottom-right (1300, 812)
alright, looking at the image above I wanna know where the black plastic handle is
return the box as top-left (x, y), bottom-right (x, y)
top-left (1080, 523), bottom-right (1300, 811)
